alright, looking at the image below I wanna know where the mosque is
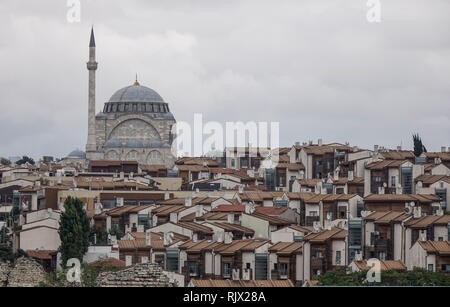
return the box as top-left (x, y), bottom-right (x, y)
top-left (68, 28), bottom-right (176, 167)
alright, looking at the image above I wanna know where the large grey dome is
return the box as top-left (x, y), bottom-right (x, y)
top-left (109, 84), bottom-right (165, 103)
top-left (67, 149), bottom-right (86, 159)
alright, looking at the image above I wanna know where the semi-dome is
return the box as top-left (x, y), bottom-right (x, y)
top-left (67, 149), bottom-right (86, 159)
top-left (109, 83), bottom-right (165, 103)
top-left (125, 139), bottom-right (144, 148)
top-left (104, 139), bottom-right (122, 148)
top-left (147, 140), bottom-right (171, 148)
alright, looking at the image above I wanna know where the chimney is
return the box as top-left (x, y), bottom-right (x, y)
top-left (224, 232), bottom-right (233, 244)
top-left (185, 197), bottom-right (192, 207)
top-left (295, 142), bottom-right (300, 146)
top-left (299, 171), bottom-right (305, 179)
top-left (318, 139), bottom-right (323, 146)
top-left (397, 146), bottom-right (402, 151)
top-left (348, 170), bottom-right (354, 181)
top-left (374, 145), bottom-right (379, 152)
top-left (120, 172), bottom-right (124, 180)
top-left (146, 231), bottom-right (151, 246)
top-left (442, 146), bottom-right (446, 153)
top-left (164, 190), bottom-right (170, 200)
top-left (413, 206), bottom-right (422, 219)
top-left (238, 185), bottom-right (244, 194)
top-left (196, 205), bottom-right (204, 217)
top-left (378, 186), bottom-right (385, 194)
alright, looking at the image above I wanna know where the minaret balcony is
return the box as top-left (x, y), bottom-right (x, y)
top-left (87, 62), bottom-right (98, 70)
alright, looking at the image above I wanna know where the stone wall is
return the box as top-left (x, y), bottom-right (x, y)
top-left (0, 262), bottom-right (11, 287)
top-left (5, 257), bottom-right (46, 287)
top-left (96, 263), bottom-right (173, 287)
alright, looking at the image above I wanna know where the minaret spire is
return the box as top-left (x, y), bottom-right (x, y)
top-left (86, 26), bottom-right (98, 157)
top-left (89, 26), bottom-right (96, 47)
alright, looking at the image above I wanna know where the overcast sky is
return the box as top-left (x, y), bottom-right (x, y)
top-left (0, 0), bottom-right (449, 160)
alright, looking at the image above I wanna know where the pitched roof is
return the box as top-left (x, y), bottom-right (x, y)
top-left (352, 260), bottom-right (406, 271)
top-left (190, 279), bottom-right (294, 287)
top-left (405, 215), bottom-right (450, 228)
top-left (269, 242), bottom-right (303, 255)
top-left (303, 228), bottom-right (347, 243)
top-left (415, 175), bottom-right (450, 185)
top-left (212, 204), bottom-right (246, 212)
top-left (254, 206), bottom-right (288, 216)
top-left (206, 222), bottom-right (255, 235)
top-left (364, 194), bottom-right (440, 203)
top-left (247, 212), bottom-right (293, 226)
top-left (26, 250), bottom-right (57, 260)
top-left (365, 159), bottom-right (408, 170)
top-left (364, 211), bottom-right (412, 224)
top-left (418, 241), bottom-right (450, 255)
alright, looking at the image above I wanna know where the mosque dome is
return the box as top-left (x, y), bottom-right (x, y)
top-left (109, 83), bottom-right (165, 103)
top-left (67, 149), bottom-right (86, 159)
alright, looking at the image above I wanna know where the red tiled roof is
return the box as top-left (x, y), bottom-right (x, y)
top-left (26, 250), bottom-right (57, 260)
top-left (255, 206), bottom-right (288, 216)
top-left (212, 205), bottom-right (246, 212)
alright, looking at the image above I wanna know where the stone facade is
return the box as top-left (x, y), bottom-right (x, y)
top-left (0, 257), bottom-right (46, 287)
top-left (96, 263), bottom-right (174, 287)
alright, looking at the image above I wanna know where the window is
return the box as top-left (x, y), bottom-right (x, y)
top-left (187, 261), bottom-right (199, 276)
top-left (145, 103), bottom-right (151, 112)
top-left (438, 237), bottom-right (444, 241)
top-left (279, 263), bottom-right (288, 279)
top-left (428, 264), bottom-right (434, 271)
top-left (222, 262), bottom-right (231, 278)
top-left (118, 104), bottom-right (124, 112)
top-left (293, 235), bottom-right (303, 242)
top-left (375, 176), bottom-right (381, 182)
top-left (138, 214), bottom-right (150, 230)
top-left (391, 176), bottom-right (396, 187)
top-left (309, 211), bottom-right (318, 217)
top-left (246, 263), bottom-right (251, 269)
top-left (336, 251), bottom-right (341, 265)
top-left (326, 211), bottom-right (333, 220)
top-left (315, 251), bottom-right (323, 258)
top-left (442, 264), bottom-right (450, 272)
top-left (231, 159), bottom-right (235, 167)
top-left (356, 202), bottom-right (364, 218)
top-left (378, 252), bottom-right (386, 260)
top-left (166, 248), bottom-right (179, 272)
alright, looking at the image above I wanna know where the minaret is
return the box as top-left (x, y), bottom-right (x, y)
top-left (86, 27), bottom-right (98, 156)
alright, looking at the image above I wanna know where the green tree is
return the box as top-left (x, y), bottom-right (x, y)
top-left (90, 225), bottom-right (108, 245)
top-left (58, 197), bottom-right (90, 267)
top-left (0, 227), bottom-right (13, 262)
top-left (318, 267), bottom-right (450, 286)
top-left (109, 224), bottom-right (124, 240)
top-left (413, 133), bottom-right (427, 157)
top-left (0, 158), bottom-right (11, 166)
top-left (16, 155), bottom-right (35, 165)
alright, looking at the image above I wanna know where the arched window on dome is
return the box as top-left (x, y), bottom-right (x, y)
top-left (119, 104), bottom-right (124, 112)
top-left (133, 104), bottom-right (137, 112)
top-left (112, 104), bottom-right (117, 112)
top-left (145, 103), bottom-right (151, 112)
top-left (147, 150), bottom-right (163, 165)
